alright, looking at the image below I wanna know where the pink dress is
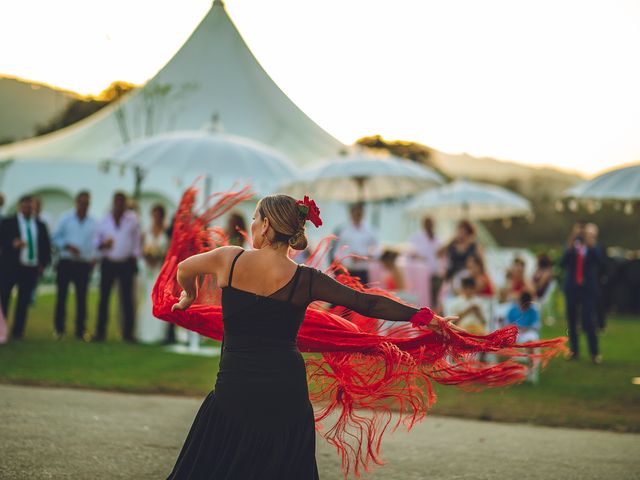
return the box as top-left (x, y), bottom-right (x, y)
top-left (0, 300), bottom-right (7, 344)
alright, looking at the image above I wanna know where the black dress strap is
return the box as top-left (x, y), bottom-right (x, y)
top-left (308, 267), bottom-right (315, 302)
top-left (228, 250), bottom-right (245, 287)
top-left (286, 265), bottom-right (303, 302)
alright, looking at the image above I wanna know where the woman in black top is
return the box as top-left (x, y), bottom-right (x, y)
top-left (167, 194), bottom-right (455, 479)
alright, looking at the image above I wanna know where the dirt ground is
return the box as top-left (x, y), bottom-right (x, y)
top-left (1, 384), bottom-right (638, 480)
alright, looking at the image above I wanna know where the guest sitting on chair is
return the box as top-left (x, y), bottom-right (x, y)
top-left (465, 252), bottom-right (494, 297)
top-left (379, 249), bottom-right (405, 292)
top-left (499, 257), bottom-right (532, 302)
top-left (506, 290), bottom-right (541, 383)
top-left (447, 277), bottom-right (487, 335)
top-left (506, 290), bottom-right (540, 343)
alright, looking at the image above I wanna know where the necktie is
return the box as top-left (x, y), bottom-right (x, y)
top-left (575, 247), bottom-right (584, 285)
top-left (25, 219), bottom-right (35, 262)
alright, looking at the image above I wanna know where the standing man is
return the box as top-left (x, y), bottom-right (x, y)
top-left (94, 192), bottom-right (141, 342)
top-left (0, 194), bottom-right (52, 339)
top-left (560, 223), bottom-right (602, 364)
top-left (331, 203), bottom-right (378, 285)
top-left (585, 223), bottom-right (608, 332)
top-left (52, 191), bottom-right (97, 340)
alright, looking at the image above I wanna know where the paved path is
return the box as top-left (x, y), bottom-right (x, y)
top-left (1, 384), bottom-right (638, 479)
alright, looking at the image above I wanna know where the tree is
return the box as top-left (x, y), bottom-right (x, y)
top-left (356, 135), bottom-right (448, 180)
top-left (35, 81), bottom-right (137, 136)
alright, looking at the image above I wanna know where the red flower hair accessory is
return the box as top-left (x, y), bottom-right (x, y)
top-left (296, 195), bottom-right (323, 227)
top-left (409, 307), bottom-right (435, 328)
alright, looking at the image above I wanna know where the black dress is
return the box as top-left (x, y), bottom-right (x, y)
top-left (167, 250), bottom-right (417, 480)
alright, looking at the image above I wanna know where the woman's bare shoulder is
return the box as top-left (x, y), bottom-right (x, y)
top-left (214, 245), bottom-right (245, 257)
top-left (199, 245), bottom-right (244, 268)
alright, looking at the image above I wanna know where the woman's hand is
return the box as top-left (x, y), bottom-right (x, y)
top-left (171, 290), bottom-right (196, 311)
top-left (410, 309), bottom-right (464, 337)
top-left (430, 315), bottom-right (466, 337)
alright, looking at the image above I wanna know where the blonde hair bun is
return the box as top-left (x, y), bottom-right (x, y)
top-left (258, 194), bottom-right (308, 250)
top-left (288, 230), bottom-right (308, 251)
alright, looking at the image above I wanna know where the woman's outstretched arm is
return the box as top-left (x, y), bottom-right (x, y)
top-left (172, 246), bottom-right (241, 311)
top-left (309, 268), bottom-right (419, 321)
top-left (308, 268), bottom-right (464, 335)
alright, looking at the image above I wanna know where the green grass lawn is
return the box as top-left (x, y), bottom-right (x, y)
top-left (1, 289), bottom-right (638, 432)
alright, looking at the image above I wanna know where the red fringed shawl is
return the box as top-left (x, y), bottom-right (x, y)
top-left (152, 187), bottom-right (568, 477)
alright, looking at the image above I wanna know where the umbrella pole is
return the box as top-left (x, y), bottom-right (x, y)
top-left (355, 176), bottom-right (366, 203)
top-left (462, 201), bottom-right (470, 220)
top-left (372, 202), bottom-right (381, 229)
top-left (187, 173), bottom-right (213, 354)
top-left (133, 165), bottom-right (145, 201)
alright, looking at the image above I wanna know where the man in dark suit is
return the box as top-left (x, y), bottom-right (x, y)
top-left (560, 223), bottom-right (602, 364)
top-left (0, 194), bottom-right (52, 339)
top-left (585, 223), bottom-right (608, 332)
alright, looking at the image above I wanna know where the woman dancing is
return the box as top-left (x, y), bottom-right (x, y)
top-left (154, 188), bottom-right (566, 479)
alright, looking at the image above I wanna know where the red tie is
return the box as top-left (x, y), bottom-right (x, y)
top-left (575, 248), bottom-right (584, 285)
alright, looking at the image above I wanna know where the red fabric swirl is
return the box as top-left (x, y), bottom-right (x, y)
top-left (152, 187), bottom-right (568, 478)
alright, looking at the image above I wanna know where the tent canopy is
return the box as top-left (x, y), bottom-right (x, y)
top-left (0, 0), bottom-right (342, 166)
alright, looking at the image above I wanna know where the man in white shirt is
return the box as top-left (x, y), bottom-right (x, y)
top-left (331, 203), bottom-right (378, 285)
top-left (52, 191), bottom-right (97, 340)
top-left (94, 192), bottom-right (141, 342)
top-left (0, 195), bottom-right (52, 339)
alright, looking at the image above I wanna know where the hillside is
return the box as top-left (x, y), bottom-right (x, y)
top-left (429, 150), bottom-right (584, 199)
top-left (357, 135), bottom-right (583, 198)
top-left (430, 150), bottom-right (584, 181)
top-left (0, 76), bottom-right (79, 143)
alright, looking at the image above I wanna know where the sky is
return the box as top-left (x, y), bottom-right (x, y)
top-left (1, 0), bottom-right (639, 177)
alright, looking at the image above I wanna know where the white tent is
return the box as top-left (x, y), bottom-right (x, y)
top-left (0, 0), bottom-right (345, 223)
top-left (0, 0), bottom-right (342, 165)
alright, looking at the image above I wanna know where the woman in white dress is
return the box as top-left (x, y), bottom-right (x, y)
top-left (136, 204), bottom-right (169, 343)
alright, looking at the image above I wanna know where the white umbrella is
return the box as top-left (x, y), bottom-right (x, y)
top-left (406, 179), bottom-right (532, 220)
top-left (108, 128), bottom-right (299, 356)
top-left (281, 150), bottom-right (444, 202)
top-left (564, 163), bottom-right (640, 201)
top-left (107, 129), bottom-right (297, 197)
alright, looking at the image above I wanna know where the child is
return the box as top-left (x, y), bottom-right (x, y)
top-left (446, 277), bottom-right (487, 335)
top-left (506, 291), bottom-right (540, 343)
top-left (506, 291), bottom-right (541, 383)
